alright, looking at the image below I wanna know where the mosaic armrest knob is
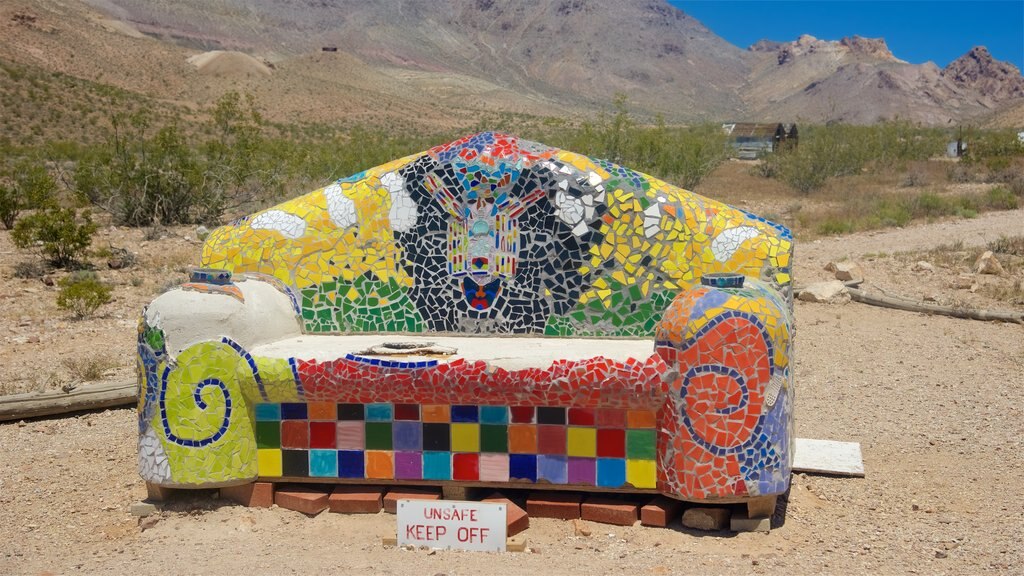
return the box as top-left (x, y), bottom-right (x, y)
top-left (654, 274), bottom-right (795, 500)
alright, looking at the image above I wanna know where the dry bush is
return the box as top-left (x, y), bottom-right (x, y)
top-left (62, 355), bottom-right (117, 382)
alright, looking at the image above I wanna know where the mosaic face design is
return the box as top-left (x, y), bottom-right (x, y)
top-left (201, 132), bottom-right (792, 335)
top-left (140, 132), bottom-right (795, 502)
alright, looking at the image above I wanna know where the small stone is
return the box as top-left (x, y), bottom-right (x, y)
top-left (130, 501), bottom-right (160, 517)
top-left (798, 281), bottom-right (850, 304)
top-left (911, 261), bottom-right (934, 273)
top-left (572, 518), bottom-right (592, 537)
top-left (682, 507), bottom-right (731, 531)
top-left (950, 274), bottom-right (976, 290)
top-left (138, 516), bottom-right (160, 532)
top-left (826, 261), bottom-right (864, 282)
top-left (973, 251), bottom-right (1004, 275)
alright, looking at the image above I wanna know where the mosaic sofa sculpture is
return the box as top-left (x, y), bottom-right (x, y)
top-left (138, 132), bottom-right (795, 510)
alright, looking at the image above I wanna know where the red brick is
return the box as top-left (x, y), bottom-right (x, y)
top-left (526, 491), bottom-right (582, 520)
top-left (328, 485), bottom-right (384, 514)
top-left (220, 482), bottom-right (274, 508)
top-left (581, 497), bottom-right (639, 526)
top-left (640, 496), bottom-right (683, 527)
top-left (383, 487), bottom-right (442, 514)
top-left (482, 492), bottom-right (530, 536)
top-left (274, 486), bottom-right (329, 515)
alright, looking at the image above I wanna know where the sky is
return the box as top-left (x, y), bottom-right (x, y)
top-left (669, 1), bottom-right (1024, 71)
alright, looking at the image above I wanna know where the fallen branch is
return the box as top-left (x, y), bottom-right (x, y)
top-left (0, 380), bottom-right (136, 422)
top-left (845, 287), bottom-right (1024, 324)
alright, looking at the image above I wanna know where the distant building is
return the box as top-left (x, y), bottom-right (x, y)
top-left (722, 123), bottom-right (798, 159)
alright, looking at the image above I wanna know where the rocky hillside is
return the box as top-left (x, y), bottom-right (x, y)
top-left (4, 0), bottom-right (1023, 128)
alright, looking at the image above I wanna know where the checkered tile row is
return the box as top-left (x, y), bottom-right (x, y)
top-left (253, 403), bottom-right (658, 488)
top-left (255, 449), bottom-right (656, 488)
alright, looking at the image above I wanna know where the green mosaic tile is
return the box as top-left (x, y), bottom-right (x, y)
top-left (365, 422), bottom-right (393, 450)
top-left (255, 421), bottom-right (281, 449)
top-left (626, 429), bottom-right (656, 460)
top-left (480, 424), bottom-right (508, 453)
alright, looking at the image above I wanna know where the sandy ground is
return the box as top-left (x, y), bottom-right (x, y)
top-left (1, 210), bottom-right (1023, 575)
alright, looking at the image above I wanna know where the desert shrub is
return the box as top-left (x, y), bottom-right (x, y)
top-left (11, 208), bottom-right (97, 267)
top-left (75, 92), bottom-right (284, 226)
top-left (57, 270), bottom-right (112, 318)
top-left (12, 260), bottom-right (47, 279)
top-left (767, 121), bottom-right (945, 194)
top-left (983, 186), bottom-right (1019, 210)
top-left (987, 235), bottom-right (1024, 256)
top-left (63, 355), bottom-right (117, 381)
top-left (0, 159), bottom-right (57, 228)
top-left (900, 171), bottom-right (927, 187)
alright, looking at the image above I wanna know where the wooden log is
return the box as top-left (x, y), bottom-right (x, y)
top-left (0, 380), bottom-right (136, 422)
top-left (846, 287), bottom-right (1024, 324)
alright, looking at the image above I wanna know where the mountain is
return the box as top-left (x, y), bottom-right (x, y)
top-left (743, 35), bottom-right (1006, 124)
top-left (3, 0), bottom-right (1023, 129)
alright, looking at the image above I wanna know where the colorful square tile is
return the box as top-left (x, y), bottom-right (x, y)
top-left (309, 449), bottom-right (337, 477)
top-left (597, 458), bottom-right (626, 488)
top-left (395, 451), bottom-right (422, 480)
top-left (366, 403), bottom-right (393, 422)
top-left (423, 423), bottom-right (450, 451)
top-left (365, 422), bottom-right (393, 450)
top-left (451, 423), bottom-right (480, 452)
top-left (568, 407), bottom-right (595, 426)
top-left (537, 425), bottom-right (567, 454)
top-left (626, 429), bottom-right (656, 459)
top-left (254, 403), bottom-right (280, 421)
top-left (509, 454), bottom-right (537, 482)
top-left (337, 403), bottom-right (363, 421)
top-left (282, 449), bottom-right (308, 476)
top-left (281, 420), bottom-right (309, 449)
top-left (596, 408), bottom-right (626, 428)
top-left (307, 402), bottom-right (336, 420)
top-left (627, 410), bottom-right (656, 429)
top-left (479, 453), bottom-right (510, 482)
top-left (255, 421), bottom-right (281, 449)
top-left (280, 403), bottom-right (307, 420)
top-left (510, 406), bottom-right (535, 424)
top-left (423, 451), bottom-right (451, 480)
top-left (480, 405), bottom-right (508, 424)
top-left (537, 455), bottom-right (568, 484)
top-left (451, 405), bottom-right (479, 423)
top-left (568, 457), bottom-right (596, 484)
top-left (508, 424), bottom-right (537, 453)
top-left (596, 428), bottom-right (625, 458)
top-left (257, 448), bottom-right (282, 476)
top-left (480, 424), bottom-right (508, 453)
top-left (392, 421), bottom-right (422, 451)
top-left (422, 405), bottom-right (450, 423)
top-left (394, 404), bottom-right (420, 421)
top-left (626, 458), bottom-right (656, 488)
top-left (365, 450), bottom-right (393, 479)
top-left (309, 421), bottom-right (336, 449)
top-left (537, 406), bottom-right (566, 425)
top-left (336, 421), bottom-right (364, 450)
top-left (453, 453), bottom-right (479, 481)
top-left (337, 450), bottom-right (365, 478)
top-left (567, 427), bottom-right (597, 457)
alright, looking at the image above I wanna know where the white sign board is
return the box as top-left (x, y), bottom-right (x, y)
top-left (396, 499), bottom-right (507, 552)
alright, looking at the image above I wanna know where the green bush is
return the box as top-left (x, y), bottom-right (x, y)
top-left (11, 208), bottom-right (97, 267)
top-left (57, 271), bottom-right (112, 319)
top-left (983, 186), bottom-right (1019, 210)
top-left (0, 159), bottom-right (57, 229)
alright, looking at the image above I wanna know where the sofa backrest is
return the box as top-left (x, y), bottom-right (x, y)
top-left (201, 132), bottom-right (792, 336)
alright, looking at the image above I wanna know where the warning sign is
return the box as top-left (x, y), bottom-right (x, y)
top-left (396, 500), bottom-right (507, 552)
